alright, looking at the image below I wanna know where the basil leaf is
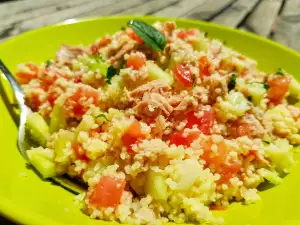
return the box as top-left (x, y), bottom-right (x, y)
top-left (127, 19), bottom-right (166, 51)
top-left (228, 74), bottom-right (237, 91)
top-left (46, 60), bottom-right (52, 67)
top-left (263, 83), bottom-right (270, 90)
top-left (275, 68), bottom-right (284, 75)
top-left (96, 114), bottom-right (109, 121)
top-left (105, 66), bottom-right (117, 84)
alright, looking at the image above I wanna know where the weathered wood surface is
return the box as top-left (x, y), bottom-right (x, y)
top-left (0, 0), bottom-right (299, 52)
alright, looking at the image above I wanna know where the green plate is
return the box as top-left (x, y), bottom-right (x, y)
top-left (1, 16), bottom-right (300, 225)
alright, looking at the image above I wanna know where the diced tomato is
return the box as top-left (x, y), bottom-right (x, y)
top-left (74, 76), bottom-right (82, 83)
top-left (210, 205), bottom-right (227, 211)
top-left (198, 56), bottom-right (211, 77)
top-left (201, 139), bottom-right (228, 169)
top-left (186, 109), bottom-right (216, 135)
top-left (64, 87), bottom-right (100, 118)
top-left (229, 120), bottom-right (251, 138)
top-left (267, 76), bottom-right (291, 104)
top-left (89, 176), bottom-right (126, 208)
top-left (173, 64), bottom-right (193, 87)
top-left (16, 63), bottom-right (39, 84)
top-left (126, 28), bottom-right (143, 44)
top-left (47, 87), bottom-right (60, 107)
top-left (240, 68), bottom-right (247, 76)
top-left (217, 161), bottom-right (241, 184)
top-left (88, 127), bottom-right (101, 137)
top-left (126, 55), bottom-right (146, 70)
top-left (169, 131), bottom-right (199, 147)
top-left (121, 121), bottom-right (144, 154)
top-left (72, 143), bottom-right (89, 161)
top-left (243, 149), bottom-right (259, 161)
top-left (177, 29), bottom-right (198, 39)
top-left (90, 37), bottom-right (111, 55)
top-left (27, 93), bottom-right (41, 112)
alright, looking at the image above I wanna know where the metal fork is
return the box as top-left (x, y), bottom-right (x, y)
top-left (0, 59), bottom-right (85, 194)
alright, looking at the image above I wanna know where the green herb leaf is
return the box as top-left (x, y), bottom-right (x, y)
top-left (247, 96), bottom-right (252, 101)
top-left (96, 114), bottom-right (109, 121)
top-left (228, 74), bottom-right (237, 91)
top-left (121, 26), bottom-right (126, 31)
top-left (204, 32), bottom-right (208, 37)
top-left (192, 74), bottom-right (196, 88)
top-left (46, 60), bottom-right (52, 67)
top-left (263, 140), bottom-right (270, 144)
top-left (91, 54), bottom-right (104, 62)
top-left (263, 83), bottom-right (270, 90)
top-left (275, 68), bottom-right (284, 75)
top-left (127, 19), bottom-right (166, 51)
top-left (105, 66), bottom-right (117, 84)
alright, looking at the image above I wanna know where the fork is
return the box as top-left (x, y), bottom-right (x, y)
top-left (0, 59), bottom-right (85, 194)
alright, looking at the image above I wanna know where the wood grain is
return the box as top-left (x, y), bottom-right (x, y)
top-left (117, 0), bottom-right (180, 15)
top-left (273, 0), bottom-right (300, 51)
top-left (212, 0), bottom-right (260, 27)
top-left (244, 0), bottom-right (284, 37)
top-left (184, 0), bottom-right (236, 20)
top-left (3, 0), bottom-right (121, 38)
top-left (78, 0), bottom-right (148, 17)
top-left (153, 0), bottom-right (207, 17)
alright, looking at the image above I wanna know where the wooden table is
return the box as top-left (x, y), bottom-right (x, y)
top-left (0, 0), bottom-right (300, 51)
top-left (0, 0), bottom-right (299, 224)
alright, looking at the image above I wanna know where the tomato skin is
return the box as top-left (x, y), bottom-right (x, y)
top-left (186, 109), bottom-right (216, 135)
top-left (126, 28), bottom-right (143, 44)
top-left (210, 205), bottom-right (227, 211)
top-left (72, 143), bottom-right (89, 161)
top-left (267, 76), bottom-right (290, 104)
top-left (198, 56), bottom-right (211, 76)
top-left (229, 120), bottom-right (251, 138)
top-left (173, 64), bottom-right (193, 87)
top-left (90, 37), bottom-right (111, 55)
top-left (217, 161), bottom-right (241, 184)
top-left (126, 55), bottom-right (146, 70)
top-left (89, 176), bottom-right (126, 208)
top-left (169, 131), bottom-right (199, 147)
top-left (16, 63), bottom-right (39, 84)
top-left (177, 29), bottom-right (198, 39)
top-left (121, 121), bottom-right (144, 154)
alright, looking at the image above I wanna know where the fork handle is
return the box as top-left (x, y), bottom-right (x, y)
top-left (0, 59), bottom-right (25, 110)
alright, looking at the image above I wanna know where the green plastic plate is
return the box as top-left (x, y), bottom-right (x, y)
top-left (0, 16), bottom-right (300, 225)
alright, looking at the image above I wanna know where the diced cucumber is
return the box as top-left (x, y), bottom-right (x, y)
top-left (289, 77), bottom-right (300, 99)
top-left (144, 170), bottom-right (169, 201)
top-left (88, 59), bottom-right (110, 74)
top-left (147, 61), bottom-right (173, 85)
top-left (49, 104), bottom-right (66, 133)
top-left (54, 130), bottom-right (75, 162)
top-left (189, 37), bottom-right (208, 52)
top-left (264, 138), bottom-right (294, 174)
top-left (258, 168), bottom-right (282, 185)
top-left (247, 83), bottom-right (266, 106)
top-left (26, 112), bottom-right (50, 147)
top-left (75, 115), bottom-right (95, 137)
top-left (27, 149), bottom-right (56, 179)
top-left (173, 159), bottom-right (202, 191)
top-left (130, 173), bottom-right (146, 196)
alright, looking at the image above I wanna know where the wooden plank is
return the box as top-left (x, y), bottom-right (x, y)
top-left (1, 0), bottom-right (121, 38)
top-left (0, 0), bottom-right (68, 19)
top-left (184, 0), bottom-right (236, 20)
top-left (273, 0), bottom-right (300, 51)
top-left (244, 0), bottom-right (284, 37)
top-left (212, 0), bottom-right (260, 27)
top-left (153, 0), bottom-right (207, 17)
top-left (78, 0), bottom-right (148, 17)
top-left (117, 0), bottom-right (180, 15)
top-left (0, 0), bottom-right (97, 33)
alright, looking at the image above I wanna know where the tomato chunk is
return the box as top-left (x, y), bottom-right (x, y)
top-left (121, 121), bottom-right (144, 153)
top-left (89, 176), bottom-right (126, 208)
top-left (217, 161), bottom-right (241, 184)
top-left (173, 64), bottom-right (193, 87)
top-left (267, 76), bottom-right (291, 104)
top-left (176, 29), bottom-right (198, 39)
top-left (126, 55), bottom-right (146, 70)
top-left (210, 205), bottom-right (227, 211)
top-left (198, 56), bottom-right (211, 76)
top-left (126, 28), bottom-right (143, 44)
top-left (201, 139), bottom-right (228, 169)
top-left (186, 109), bottom-right (216, 135)
top-left (16, 63), bottom-right (39, 84)
top-left (169, 131), bottom-right (199, 147)
top-left (229, 120), bottom-right (251, 138)
top-left (72, 143), bottom-right (89, 161)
